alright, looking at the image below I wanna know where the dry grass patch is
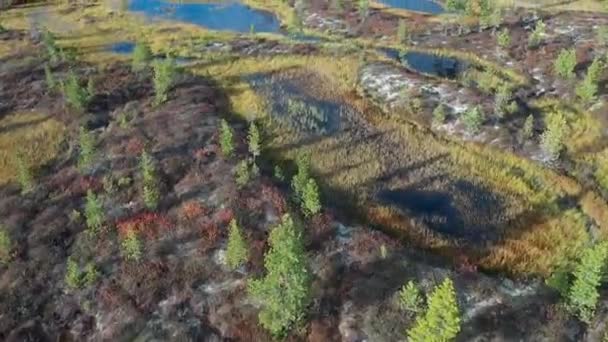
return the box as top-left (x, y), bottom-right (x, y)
top-left (0, 112), bottom-right (65, 185)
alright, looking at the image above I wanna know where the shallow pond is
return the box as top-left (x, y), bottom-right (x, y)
top-left (128, 0), bottom-right (281, 33)
top-left (381, 49), bottom-right (467, 79)
top-left (109, 41), bottom-right (135, 54)
top-left (247, 74), bottom-right (344, 135)
top-left (377, 0), bottom-right (444, 14)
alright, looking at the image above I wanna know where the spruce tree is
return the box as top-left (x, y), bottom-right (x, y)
top-left (407, 278), bottom-right (461, 342)
top-left (398, 280), bottom-right (422, 312)
top-left (140, 150), bottom-right (160, 210)
top-left (521, 114), bottom-right (534, 141)
top-left (567, 242), bottom-right (608, 323)
top-left (248, 121), bottom-right (261, 160)
top-left (78, 127), bottom-right (96, 170)
top-left (226, 219), bottom-right (249, 270)
top-left (219, 119), bottom-right (235, 158)
top-left (249, 214), bottom-right (311, 336)
top-left (153, 57), bottom-right (176, 105)
top-left (121, 230), bottom-right (143, 261)
top-left (554, 48), bottom-right (577, 80)
top-left (301, 178), bottom-right (321, 217)
top-left (132, 41), bottom-right (153, 72)
top-left (540, 111), bottom-right (568, 162)
top-left (291, 153), bottom-right (311, 199)
top-left (84, 190), bottom-right (104, 234)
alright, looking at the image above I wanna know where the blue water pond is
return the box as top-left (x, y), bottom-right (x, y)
top-left (109, 41), bottom-right (135, 54)
top-left (128, 0), bottom-right (281, 33)
top-left (378, 0), bottom-right (444, 14)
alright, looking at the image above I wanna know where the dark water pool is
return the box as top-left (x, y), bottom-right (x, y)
top-left (378, 0), bottom-right (443, 14)
top-left (402, 51), bottom-right (466, 78)
top-left (109, 41), bottom-right (135, 54)
top-left (381, 49), bottom-right (467, 79)
top-left (128, 0), bottom-right (281, 33)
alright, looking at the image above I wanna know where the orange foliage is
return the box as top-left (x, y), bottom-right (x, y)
top-left (116, 212), bottom-right (174, 240)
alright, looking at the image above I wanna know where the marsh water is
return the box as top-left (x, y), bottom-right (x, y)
top-left (128, 0), bottom-right (281, 33)
top-left (377, 0), bottom-right (444, 14)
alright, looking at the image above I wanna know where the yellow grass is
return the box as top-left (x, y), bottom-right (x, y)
top-left (0, 112), bottom-right (66, 185)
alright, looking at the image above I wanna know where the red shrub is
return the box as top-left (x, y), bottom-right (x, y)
top-left (116, 212), bottom-right (174, 240)
top-left (78, 176), bottom-right (103, 194)
top-left (179, 201), bottom-right (209, 221)
top-left (125, 137), bottom-right (145, 155)
top-left (214, 207), bottom-right (234, 226)
top-left (261, 183), bottom-right (287, 214)
top-left (456, 254), bottom-right (478, 274)
top-left (200, 221), bottom-right (221, 251)
top-left (193, 146), bottom-right (216, 160)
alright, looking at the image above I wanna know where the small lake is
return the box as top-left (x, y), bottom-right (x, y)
top-left (128, 0), bottom-right (281, 33)
top-left (378, 0), bottom-right (444, 14)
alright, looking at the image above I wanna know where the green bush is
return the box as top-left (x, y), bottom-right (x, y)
top-left (462, 106), bottom-right (484, 134)
top-left (84, 190), bottom-right (104, 234)
top-left (44, 64), bottom-right (56, 91)
top-left (83, 262), bottom-right (99, 287)
top-left (397, 280), bottom-right (422, 312)
top-left (235, 159), bottom-right (250, 188)
top-left (301, 178), bottom-right (321, 217)
top-left (78, 127), bottom-right (97, 170)
top-left (274, 165), bottom-right (285, 181)
top-left (433, 104), bottom-right (447, 125)
top-left (132, 41), bottom-right (153, 72)
top-left (226, 219), bottom-right (249, 270)
top-left (528, 20), bottom-right (545, 48)
top-left (249, 214), bottom-right (311, 336)
top-left (407, 278), bottom-right (461, 342)
top-left (540, 111), bottom-right (568, 161)
top-left (554, 48), bottom-right (577, 80)
top-left (292, 153), bottom-right (311, 199)
top-left (576, 57), bottom-right (604, 105)
top-left (494, 86), bottom-right (512, 119)
top-left (140, 150), bottom-right (160, 210)
top-left (358, 0), bottom-right (369, 19)
top-left (546, 266), bottom-right (570, 298)
top-left (0, 227), bottom-right (11, 264)
top-left (567, 242), bottom-right (608, 323)
top-left (445, 0), bottom-right (465, 12)
top-left (586, 57), bottom-right (605, 85)
top-left (62, 71), bottom-right (92, 112)
top-left (521, 114), bottom-right (534, 141)
top-left (595, 160), bottom-right (608, 192)
top-left (576, 78), bottom-right (598, 105)
top-left (497, 28), bottom-right (511, 49)
top-left (121, 230), bottom-right (143, 261)
top-left (153, 57), bottom-right (176, 105)
top-left (65, 257), bottom-right (83, 289)
top-left (42, 29), bottom-right (60, 63)
top-left (219, 119), bottom-right (235, 158)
